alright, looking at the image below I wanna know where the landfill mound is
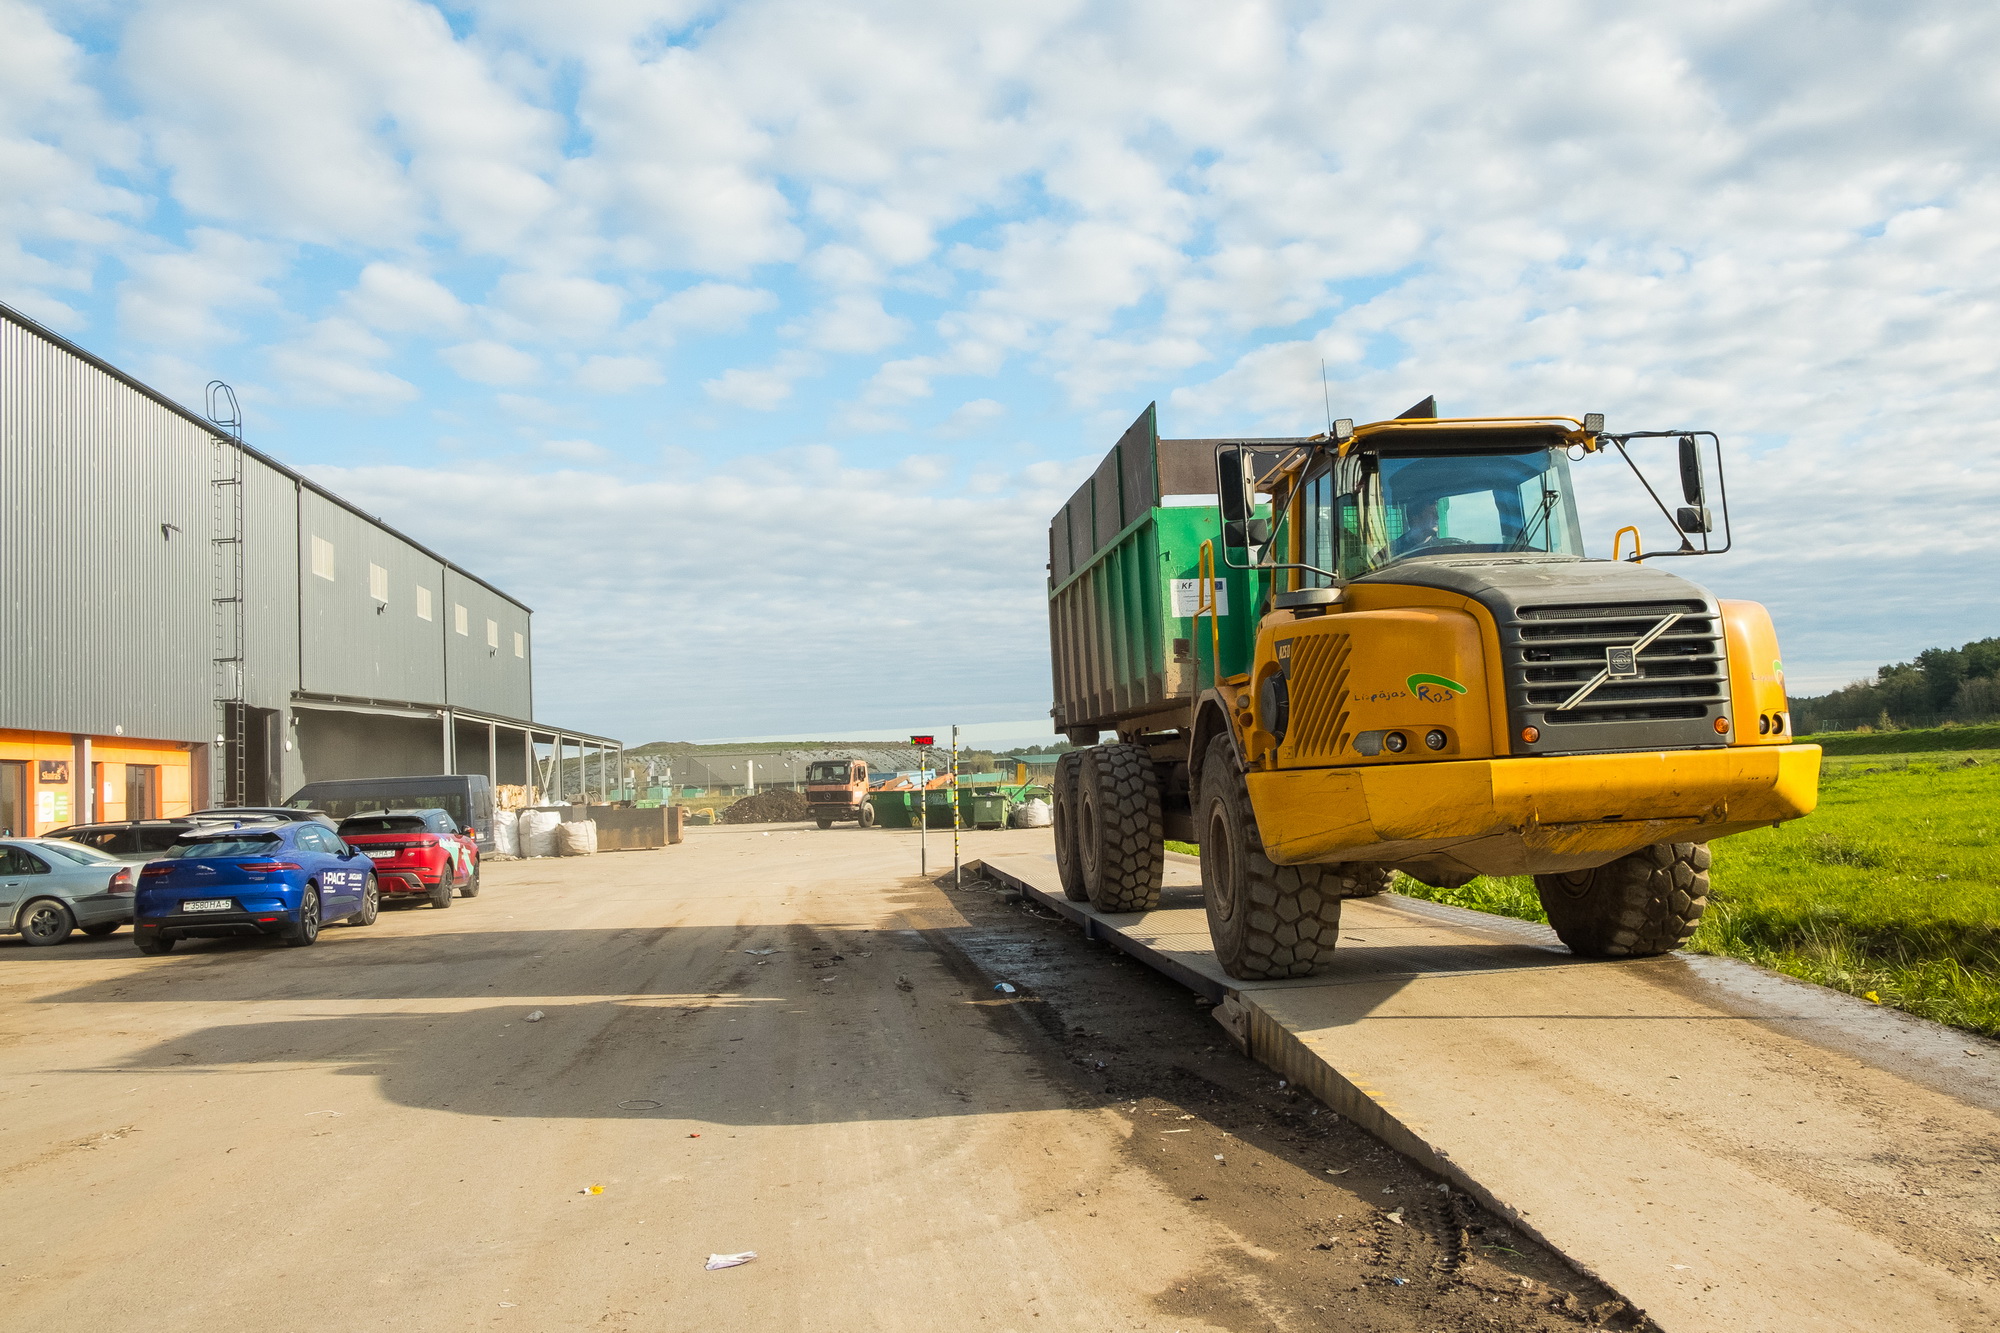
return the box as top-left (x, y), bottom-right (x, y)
top-left (722, 789), bottom-right (812, 824)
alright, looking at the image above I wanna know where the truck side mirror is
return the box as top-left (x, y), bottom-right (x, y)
top-left (1678, 435), bottom-right (1704, 504)
top-left (1216, 448), bottom-right (1248, 528)
top-left (1676, 506), bottom-right (1712, 534)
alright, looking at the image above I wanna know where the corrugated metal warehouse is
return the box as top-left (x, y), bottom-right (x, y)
top-left (0, 301), bottom-right (619, 836)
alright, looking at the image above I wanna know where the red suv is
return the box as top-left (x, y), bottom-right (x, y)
top-left (336, 810), bottom-right (480, 909)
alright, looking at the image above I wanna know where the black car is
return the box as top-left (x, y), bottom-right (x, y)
top-left (46, 818), bottom-right (245, 863)
top-left (188, 807), bottom-right (338, 828)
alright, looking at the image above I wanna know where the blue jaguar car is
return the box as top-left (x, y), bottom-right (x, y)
top-left (134, 822), bottom-right (379, 954)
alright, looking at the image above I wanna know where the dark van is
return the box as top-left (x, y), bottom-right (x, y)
top-left (284, 775), bottom-right (496, 852)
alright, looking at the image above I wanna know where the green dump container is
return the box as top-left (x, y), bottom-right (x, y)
top-left (867, 790), bottom-right (919, 829)
top-left (968, 792), bottom-right (1009, 829)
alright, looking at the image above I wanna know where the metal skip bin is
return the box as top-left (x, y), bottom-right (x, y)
top-left (867, 789), bottom-right (918, 828)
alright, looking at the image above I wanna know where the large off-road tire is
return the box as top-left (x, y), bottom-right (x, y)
top-left (1198, 735), bottom-right (1343, 979)
top-left (1076, 744), bottom-right (1164, 913)
top-left (1534, 842), bottom-right (1711, 958)
top-left (1052, 750), bottom-right (1089, 902)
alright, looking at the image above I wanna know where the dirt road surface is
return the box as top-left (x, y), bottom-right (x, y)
top-left (0, 823), bottom-right (1628, 1333)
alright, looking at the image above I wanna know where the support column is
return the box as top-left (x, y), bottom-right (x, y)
top-left (440, 711), bottom-right (453, 775)
top-left (523, 730), bottom-right (535, 801)
top-left (487, 723), bottom-right (497, 783)
top-left (72, 735), bottom-right (92, 824)
top-left (552, 735), bottom-right (564, 803)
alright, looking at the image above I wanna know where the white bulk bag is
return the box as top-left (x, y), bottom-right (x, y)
top-left (557, 820), bottom-right (599, 856)
top-left (492, 809), bottom-right (520, 857)
top-left (1010, 798), bottom-right (1052, 828)
top-left (519, 809), bottom-right (562, 858)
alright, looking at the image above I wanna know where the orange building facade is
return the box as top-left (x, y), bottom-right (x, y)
top-left (0, 730), bottom-right (195, 838)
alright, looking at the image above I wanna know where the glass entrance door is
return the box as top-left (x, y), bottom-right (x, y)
top-left (126, 765), bottom-right (159, 820)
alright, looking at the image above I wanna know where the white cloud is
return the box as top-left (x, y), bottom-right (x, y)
top-left (344, 262), bottom-right (469, 333)
top-left (491, 270), bottom-right (626, 339)
top-left (703, 350), bottom-right (818, 410)
top-left (574, 354), bottom-right (664, 392)
top-left (120, 0), bottom-right (564, 252)
top-left (631, 282), bottom-right (778, 342)
top-left (269, 315), bottom-right (417, 406)
top-left (935, 397), bottom-right (1007, 437)
top-left (116, 227), bottom-right (282, 345)
top-left (543, 437), bottom-right (610, 461)
top-left (785, 292), bottom-right (907, 354)
top-left (440, 339), bottom-right (541, 385)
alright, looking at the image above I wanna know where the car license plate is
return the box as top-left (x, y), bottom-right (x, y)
top-left (365, 850), bottom-right (395, 859)
top-left (182, 899), bottom-right (234, 912)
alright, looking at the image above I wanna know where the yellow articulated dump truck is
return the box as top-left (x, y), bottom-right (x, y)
top-left (1045, 399), bottom-right (1819, 979)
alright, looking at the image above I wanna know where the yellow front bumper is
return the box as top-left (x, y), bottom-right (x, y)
top-left (1246, 744), bottom-right (1821, 876)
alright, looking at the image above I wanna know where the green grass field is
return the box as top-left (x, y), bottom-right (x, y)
top-left (1806, 722), bottom-right (2000, 755)
top-left (1390, 753), bottom-right (2000, 1037)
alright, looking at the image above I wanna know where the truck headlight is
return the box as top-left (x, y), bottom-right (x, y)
top-left (1258, 673), bottom-right (1290, 744)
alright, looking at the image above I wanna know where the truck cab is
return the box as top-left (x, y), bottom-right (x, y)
top-left (805, 758), bottom-right (875, 830)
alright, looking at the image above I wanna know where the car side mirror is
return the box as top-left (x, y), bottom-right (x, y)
top-left (1678, 435), bottom-right (1704, 505)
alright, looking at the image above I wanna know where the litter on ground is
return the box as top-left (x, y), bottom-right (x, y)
top-left (705, 1251), bottom-right (757, 1270)
top-left (525, 1010), bottom-right (544, 1022)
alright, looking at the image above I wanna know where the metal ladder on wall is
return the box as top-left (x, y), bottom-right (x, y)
top-left (206, 382), bottom-right (246, 808)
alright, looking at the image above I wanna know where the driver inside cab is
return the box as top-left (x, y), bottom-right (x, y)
top-left (1391, 497), bottom-right (1441, 555)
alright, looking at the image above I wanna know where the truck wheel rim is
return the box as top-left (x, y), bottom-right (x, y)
top-left (1551, 869), bottom-right (1594, 900)
top-left (1207, 805), bottom-right (1239, 920)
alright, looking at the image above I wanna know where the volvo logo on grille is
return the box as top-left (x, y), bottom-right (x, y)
top-left (1554, 612), bottom-right (1683, 712)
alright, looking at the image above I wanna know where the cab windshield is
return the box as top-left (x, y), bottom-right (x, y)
top-left (1298, 446), bottom-right (1585, 584)
top-left (807, 764), bottom-right (853, 783)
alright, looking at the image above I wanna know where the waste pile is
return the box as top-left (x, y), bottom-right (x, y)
top-left (721, 790), bottom-right (811, 824)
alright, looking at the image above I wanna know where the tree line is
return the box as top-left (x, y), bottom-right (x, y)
top-left (1791, 635), bottom-right (2000, 733)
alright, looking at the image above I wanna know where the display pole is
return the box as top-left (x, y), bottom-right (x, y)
top-left (951, 725), bottom-right (961, 889)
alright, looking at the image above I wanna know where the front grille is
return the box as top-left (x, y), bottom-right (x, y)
top-left (1500, 599), bottom-right (1730, 751)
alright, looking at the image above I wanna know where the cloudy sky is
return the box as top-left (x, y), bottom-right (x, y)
top-left (7, 0), bottom-right (1998, 744)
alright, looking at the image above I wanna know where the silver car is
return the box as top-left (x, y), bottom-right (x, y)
top-left (0, 839), bottom-right (137, 945)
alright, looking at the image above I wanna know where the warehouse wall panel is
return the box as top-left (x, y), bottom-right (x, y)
top-left (0, 316), bottom-right (211, 740)
top-left (442, 568), bottom-right (532, 717)
top-left (297, 490), bottom-right (449, 703)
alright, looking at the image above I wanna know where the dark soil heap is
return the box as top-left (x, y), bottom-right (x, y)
top-left (722, 789), bottom-right (812, 824)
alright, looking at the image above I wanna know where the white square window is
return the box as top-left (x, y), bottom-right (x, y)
top-left (486, 618), bottom-right (499, 648)
top-left (416, 586), bottom-right (433, 621)
top-left (513, 631), bottom-right (525, 658)
top-left (454, 603), bottom-right (469, 636)
top-left (369, 563), bottom-right (388, 603)
top-left (310, 535), bottom-right (335, 581)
